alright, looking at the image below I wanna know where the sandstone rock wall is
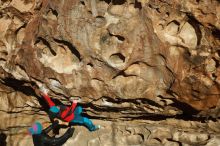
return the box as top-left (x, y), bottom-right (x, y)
top-left (0, 0), bottom-right (220, 145)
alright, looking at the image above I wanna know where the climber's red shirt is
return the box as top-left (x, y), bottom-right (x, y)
top-left (60, 102), bottom-right (77, 122)
top-left (42, 93), bottom-right (77, 122)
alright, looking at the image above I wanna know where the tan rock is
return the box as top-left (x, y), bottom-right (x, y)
top-left (0, 0), bottom-right (220, 145)
top-left (163, 139), bottom-right (180, 146)
top-left (173, 132), bottom-right (209, 144)
top-left (108, 5), bottom-right (125, 16)
top-left (206, 137), bottom-right (220, 146)
top-left (179, 22), bottom-right (198, 49)
top-left (205, 58), bottom-right (216, 73)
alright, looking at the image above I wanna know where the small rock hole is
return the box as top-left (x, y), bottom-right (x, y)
top-left (168, 20), bottom-right (180, 26)
top-left (134, 0), bottom-right (142, 9)
top-left (0, 58), bottom-right (6, 62)
top-left (212, 57), bottom-right (219, 67)
top-left (53, 38), bottom-right (81, 61)
top-left (96, 16), bottom-right (105, 19)
top-left (109, 33), bottom-right (125, 41)
top-left (148, 4), bottom-right (152, 8)
top-left (0, 51), bottom-right (8, 56)
top-left (212, 73), bottom-right (217, 80)
top-left (212, 27), bottom-right (220, 40)
top-left (112, 0), bottom-right (126, 5)
top-left (88, 10), bottom-right (92, 14)
top-left (80, 0), bottom-right (85, 5)
top-left (187, 14), bottom-right (202, 45)
top-left (109, 53), bottom-right (125, 64)
top-left (49, 8), bottom-right (58, 17)
top-left (87, 63), bottom-right (94, 67)
top-left (35, 37), bottom-right (56, 56)
top-left (156, 8), bottom-right (160, 13)
top-left (115, 35), bottom-right (125, 41)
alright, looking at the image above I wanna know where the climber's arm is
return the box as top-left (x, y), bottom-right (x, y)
top-left (43, 120), bottom-right (59, 133)
top-left (43, 127), bottom-right (74, 145)
top-left (41, 93), bottom-right (55, 107)
top-left (69, 100), bottom-right (77, 112)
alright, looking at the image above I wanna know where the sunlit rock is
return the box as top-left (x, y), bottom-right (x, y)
top-left (0, 0), bottom-right (220, 145)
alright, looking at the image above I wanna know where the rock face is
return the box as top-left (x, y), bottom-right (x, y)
top-left (0, 0), bottom-right (220, 145)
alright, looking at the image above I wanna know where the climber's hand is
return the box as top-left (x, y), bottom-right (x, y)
top-left (70, 97), bottom-right (81, 103)
top-left (67, 127), bottom-right (75, 137)
top-left (73, 100), bottom-right (78, 104)
top-left (39, 86), bottom-right (49, 95)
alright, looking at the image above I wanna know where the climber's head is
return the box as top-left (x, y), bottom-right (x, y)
top-left (28, 122), bottom-right (43, 135)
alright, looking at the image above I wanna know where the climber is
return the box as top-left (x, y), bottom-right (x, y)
top-left (28, 120), bottom-right (74, 146)
top-left (40, 87), bottom-right (100, 132)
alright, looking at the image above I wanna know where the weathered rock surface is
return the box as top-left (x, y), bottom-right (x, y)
top-left (0, 0), bottom-right (220, 145)
top-left (5, 119), bottom-right (220, 146)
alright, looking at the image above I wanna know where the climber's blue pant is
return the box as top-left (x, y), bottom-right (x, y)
top-left (70, 106), bottom-right (96, 131)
